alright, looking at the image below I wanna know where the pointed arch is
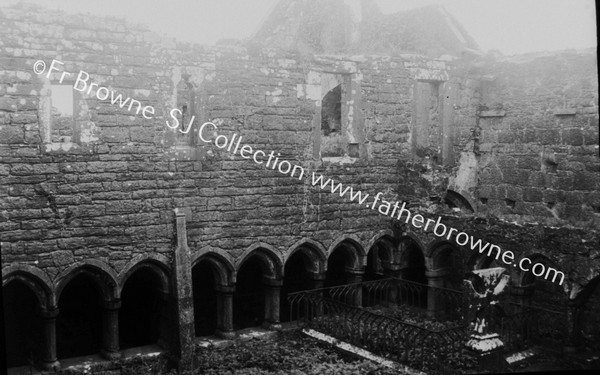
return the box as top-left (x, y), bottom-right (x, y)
top-left (365, 230), bottom-right (395, 255)
top-left (285, 238), bottom-right (327, 275)
top-left (55, 260), bottom-right (119, 301)
top-left (426, 240), bottom-right (462, 271)
top-left (445, 189), bottom-right (475, 213)
top-left (327, 234), bottom-right (366, 270)
top-left (2, 264), bottom-right (54, 309)
top-left (192, 247), bottom-right (236, 285)
top-left (235, 242), bottom-right (283, 279)
top-left (366, 231), bottom-right (395, 264)
top-left (119, 254), bottom-right (171, 294)
top-left (397, 236), bottom-right (426, 266)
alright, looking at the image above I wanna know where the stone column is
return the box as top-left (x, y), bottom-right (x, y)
top-left (263, 278), bottom-right (282, 331)
top-left (173, 210), bottom-right (194, 371)
top-left (215, 285), bottom-right (236, 339)
top-left (426, 269), bottom-right (447, 319)
top-left (100, 300), bottom-right (121, 360)
top-left (39, 307), bottom-right (60, 371)
top-left (564, 299), bottom-right (583, 353)
top-left (383, 263), bottom-right (404, 306)
top-left (310, 272), bottom-right (325, 290)
top-left (308, 272), bottom-right (325, 317)
top-left (346, 268), bottom-right (363, 307)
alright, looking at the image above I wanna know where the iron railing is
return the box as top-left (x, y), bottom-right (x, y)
top-left (287, 277), bottom-right (569, 373)
top-left (499, 302), bottom-right (567, 353)
top-left (287, 278), bottom-right (472, 374)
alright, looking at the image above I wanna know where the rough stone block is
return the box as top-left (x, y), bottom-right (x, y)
top-left (523, 188), bottom-right (543, 202)
top-left (537, 129), bottom-right (560, 145)
top-left (573, 172), bottom-right (598, 191)
top-left (0, 125), bottom-right (25, 144)
top-left (562, 128), bottom-right (583, 146)
top-left (10, 163), bottom-right (33, 175)
top-left (100, 127), bottom-right (129, 142)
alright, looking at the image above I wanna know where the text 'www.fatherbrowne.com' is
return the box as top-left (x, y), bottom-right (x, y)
top-left (32, 59), bottom-right (565, 286)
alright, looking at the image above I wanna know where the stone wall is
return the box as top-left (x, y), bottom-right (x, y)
top-left (474, 51), bottom-right (599, 226)
top-left (0, 3), bottom-right (442, 279)
top-left (1, 2), bottom-right (600, 371)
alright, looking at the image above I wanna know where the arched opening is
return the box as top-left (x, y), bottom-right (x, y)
top-left (326, 246), bottom-right (353, 288)
top-left (325, 242), bottom-right (363, 306)
top-left (233, 256), bottom-right (266, 330)
top-left (362, 242), bottom-right (389, 308)
top-left (119, 267), bottom-right (166, 349)
top-left (192, 261), bottom-right (219, 336)
top-left (321, 84), bottom-right (342, 136)
top-left (57, 274), bottom-right (103, 359)
top-left (402, 240), bottom-right (427, 285)
top-left (444, 190), bottom-right (474, 213)
top-left (400, 238), bottom-right (427, 308)
top-left (521, 257), bottom-right (566, 311)
top-left (281, 250), bottom-right (318, 323)
top-left (427, 243), bottom-right (464, 320)
top-left (365, 244), bottom-right (384, 282)
top-left (3, 280), bottom-right (44, 368)
top-left (517, 256), bottom-right (567, 349)
top-left (432, 244), bottom-right (464, 290)
top-left (320, 83), bottom-right (345, 158)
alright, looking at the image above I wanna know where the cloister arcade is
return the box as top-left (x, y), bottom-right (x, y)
top-left (2, 230), bottom-right (585, 370)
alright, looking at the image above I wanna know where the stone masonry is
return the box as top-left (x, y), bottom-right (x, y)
top-left (1, 0), bottom-right (599, 372)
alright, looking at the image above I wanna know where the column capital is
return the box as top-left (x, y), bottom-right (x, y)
top-left (40, 306), bottom-right (59, 319)
top-left (263, 277), bottom-right (283, 287)
top-left (307, 271), bottom-right (326, 281)
top-left (216, 284), bottom-right (235, 293)
top-left (425, 269), bottom-right (450, 278)
top-left (381, 261), bottom-right (407, 272)
top-left (103, 299), bottom-right (121, 310)
top-left (345, 267), bottom-right (364, 275)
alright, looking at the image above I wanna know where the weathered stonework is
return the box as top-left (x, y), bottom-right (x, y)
top-left (1, 0), bottom-right (598, 372)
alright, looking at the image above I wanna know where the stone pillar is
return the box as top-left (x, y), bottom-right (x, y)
top-left (39, 307), bottom-right (60, 371)
top-left (173, 210), bottom-right (194, 371)
top-left (426, 269), bottom-right (446, 318)
top-left (215, 285), bottom-right (236, 339)
top-left (263, 278), bottom-right (282, 331)
top-left (383, 263), bottom-right (404, 306)
top-left (100, 300), bottom-right (121, 360)
top-left (564, 299), bottom-right (583, 353)
top-left (310, 272), bottom-right (325, 290)
top-left (346, 268), bottom-right (363, 307)
top-left (309, 272), bottom-right (325, 317)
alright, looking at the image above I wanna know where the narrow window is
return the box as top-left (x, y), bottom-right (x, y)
top-left (50, 85), bottom-right (74, 143)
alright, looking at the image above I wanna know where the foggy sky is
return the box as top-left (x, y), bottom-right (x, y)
top-left (1, 0), bottom-right (596, 55)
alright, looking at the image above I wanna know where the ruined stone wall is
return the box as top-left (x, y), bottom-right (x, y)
top-left (0, 4), bottom-right (440, 279)
top-left (474, 51), bottom-right (599, 226)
